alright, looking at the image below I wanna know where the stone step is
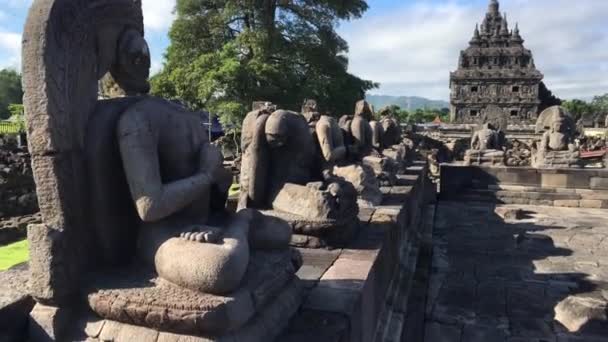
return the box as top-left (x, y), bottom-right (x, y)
top-left (475, 183), bottom-right (608, 200)
top-left (442, 189), bottom-right (608, 209)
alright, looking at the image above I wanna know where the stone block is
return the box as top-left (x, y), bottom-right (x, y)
top-left (27, 224), bottom-right (77, 304)
top-left (579, 192), bottom-right (608, 200)
top-left (304, 286), bottom-right (360, 315)
top-left (495, 207), bottom-right (525, 220)
top-left (542, 174), bottom-right (569, 189)
top-left (579, 200), bottom-right (606, 209)
top-left (554, 200), bottom-right (580, 208)
top-left (319, 256), bottom-right (375, 292)
top-left (528, 200), bottom-right (554, 207)
top-left (590, 177), bottom-right (608, 190)
top-left (28, 304), bottom-right (74, 342)
top-left (296, 249), bottom-right (341, 288)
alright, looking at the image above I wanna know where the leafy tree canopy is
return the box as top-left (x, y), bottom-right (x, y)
top-left (376, 105), bottom-right (449, 124)
top-left (562, 98), bottom-right (601, 122)
top-left (151, 0), bottom-right (377, 128)
top-left (591, 94), bottom-right (608, 115)
top-left (0, 69), bottom-right (23, 120)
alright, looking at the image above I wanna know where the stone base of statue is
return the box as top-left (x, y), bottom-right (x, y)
top-left (382, 144), bottom-right (410, 173)
top-left (265, 183), bottom-right (360, 249)
top-left (81, 250), bottom-right (303, 341)
top-left (333, 164), bottom-right (383, 207)
top-left (464, 149), bottom-right (505, 166)
top-left (533, 150), bottom-right (582, 169)
top-left (362, 155), bottom-right (399, 187)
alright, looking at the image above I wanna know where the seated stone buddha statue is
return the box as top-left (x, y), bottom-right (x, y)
top-left (106, 29), bottom-right (293, 296)
top-left (464, 123), bottom-right (506, 166)
top-left (533, 107), bottom-right (581, 168)
top-left (23, 2), bottom-right (301, 339)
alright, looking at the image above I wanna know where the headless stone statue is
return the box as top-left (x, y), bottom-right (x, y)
top-left (315, 113), bottom-right (383, 207)
top-left (464, 123), bottom-right (506, 166)
top-left (471, 123), bottom-right (502, 150)
top-left (109, 30), bottom-right (292, 295)
top-left (316, 115), bottom-right (347, 168)
top-left (349, 100), bottom-right (375, 160)
top-left (239, 108), bottom-right (360, 246)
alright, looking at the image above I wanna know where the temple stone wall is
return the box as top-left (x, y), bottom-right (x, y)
top-left (440, 165), bottom-right (608, 209)
top-left (0, 142), bottom-right (38, 219)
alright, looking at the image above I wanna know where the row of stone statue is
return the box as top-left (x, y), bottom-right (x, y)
top-left (21, 4), bottom-right (411, 339)
top-left (238, 99), bottom-right (409, 246)
top-left (465, 105), bottom-right (582, 168)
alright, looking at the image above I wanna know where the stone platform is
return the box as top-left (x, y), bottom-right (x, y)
top-left (441, 165), bottom-right (608, 208)
top-left (422, 201), bottom-right (608, 341)
top-left (281, 162), bottom-right (436, 342)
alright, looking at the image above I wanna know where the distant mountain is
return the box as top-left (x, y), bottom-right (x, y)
top-left (366, 95), bottom-right (449, 111)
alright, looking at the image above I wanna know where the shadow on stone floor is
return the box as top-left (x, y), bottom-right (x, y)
top-left (424, 202), bottom-right (608, 342)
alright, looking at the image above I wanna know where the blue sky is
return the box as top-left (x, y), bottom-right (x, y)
top-left (1, 0), bottom-right (607, 101)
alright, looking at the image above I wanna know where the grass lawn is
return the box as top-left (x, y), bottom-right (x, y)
top-left (0, 239), bottom-right (29, 271)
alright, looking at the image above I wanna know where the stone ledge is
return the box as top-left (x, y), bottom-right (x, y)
top-left (283, 164), bottom-right (434, 342)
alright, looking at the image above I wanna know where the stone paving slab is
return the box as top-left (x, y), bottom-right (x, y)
top-left (423, 202), bottom-right (608, 342)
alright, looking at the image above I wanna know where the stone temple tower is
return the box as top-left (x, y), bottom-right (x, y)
top-left (449, 0), bottom-right (545, 125)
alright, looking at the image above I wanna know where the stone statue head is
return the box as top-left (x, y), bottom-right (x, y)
top-left (355, 100), bottom-right (374, 121)
top-left (551, 119), bottom-right (565, 134)
top-left (110, 29), bottom-right (151, 95)
top-left (266, 111), bottom-right (290, 148)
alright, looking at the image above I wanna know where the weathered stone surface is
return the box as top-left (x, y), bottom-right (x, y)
top-left (426, 201), bottom-right (608, 342)
top-left (554, 200), bottom-right (580, 208)
top-left (28, 304), bottom-right (74, 342)
top-left (88, 250), bottom-right (299, 336)
top-left (579, 200), bottom-right (606, 209)
top-left (89, 277), bottom-right (303, 342)
top-left (295, 248), bottom-right (341, 288)
top-left (543, 174), bottom-right (570, 188)
top-left (555, 291), bottom-right (608, 333)
top-left (333, 164), bottom-right (383, 206)
top-left (27, 224), bottom-right (74, 304)
top-left (0, 264), bottom-right (33, 341)
top-left (590, 177), bottom-right (608, 190)
top-left (495, 207), bottom-right (526, 220)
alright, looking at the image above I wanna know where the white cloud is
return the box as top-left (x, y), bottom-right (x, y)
top-left (340, 0), bottom-right (608, 100)
top-left (142, 0), bottom-right (176, 32)
top-left (0, 30), bottom-right (21, 69)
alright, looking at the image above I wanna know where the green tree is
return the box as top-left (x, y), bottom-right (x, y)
top-left (591, 94), bottom-right (608, 115)
top-left (0, 69), bottom-right (23, 120)
top-left (151, 0), bottom-right (377, 128)
top-left (7, 104), bottom-right (25, 132)
top-left (562, 99), bottom-right (595, 122)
